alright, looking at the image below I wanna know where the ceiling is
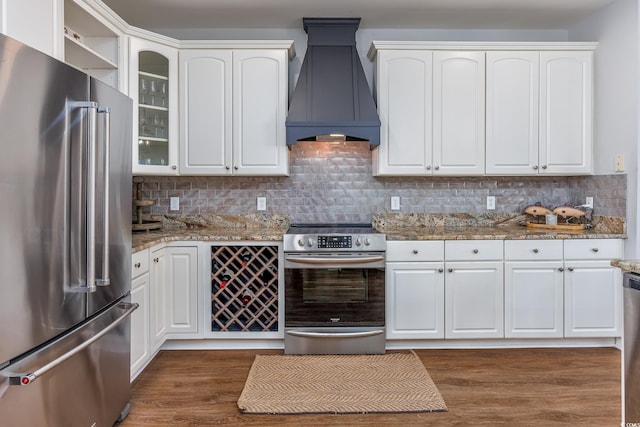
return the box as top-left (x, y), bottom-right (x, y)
top-left (102, 0), bottom-right (617, 32)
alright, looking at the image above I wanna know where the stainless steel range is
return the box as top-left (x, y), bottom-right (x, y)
top-left (283, 224), bottom-right (386, 354)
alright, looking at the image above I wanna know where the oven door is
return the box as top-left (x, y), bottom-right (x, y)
top-left (284, 252), bottom-right (385, 327)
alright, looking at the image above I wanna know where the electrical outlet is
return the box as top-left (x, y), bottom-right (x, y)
top-left (486, 196), bottom-right (496, 210)
top-left (586, 197), bottom-right (594, 209)
top-left (391, 196), bottom-right (400, 211)
top-left (615, 155), bottom-right (625, 172)
top-left (170, 197), bottom-right (179, 211)
top-left (257, 197), bottom-right (266, 211)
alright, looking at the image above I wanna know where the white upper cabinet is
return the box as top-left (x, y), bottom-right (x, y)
top-left (433, 51), bottom-right (486, 175)
top-left (130, 36), bottom-right (179, 175)
top-left (486, 51), bottom-right (540, 175)
top-left (539, 51), bottom-right (593, 175)
top-left (374, 50), bottom-right (433, 175)
top-left (179, 47), bottom-right (290, 176)
top-left (487, 50), bottom-right (593, 175)
top-left (370, 42), bottom-right (595, 177)
top-left (1, 0), bottom-right (62, 58)
top-left (179, 50), bottom-right (232, 175)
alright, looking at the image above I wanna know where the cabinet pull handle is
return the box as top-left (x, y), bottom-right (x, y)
top-left (153, 257), bottom-right (159, 263)
top-left (568, 267), bottom-right (574, 272)
top-left (542, 165), bottom-right (548, 169)
top-left (412, 249), bottom-right (419, 254)
top-left (171, 165), bottom-right (177, 170)
top-left (234, 166), bottom-right (238, 170)
top-left (559, 267), bottom-right (564, 272)
top-left (426, 166), bottom-right (431, 171)
top-left (438, 268), bottom-right (444, 273)
top-left (225, 166), bottom-right (230, 170)
top-left (532, 249), bottom-right (539, 253)
top-left (447, 268), bottom-right (453, 273)
top-left (472, 249), bottom-right (479, 254)
top-left (135, 262), bottom-right (141, 268)
top-left (533, 165), bottom-right (539, 170)
top-left (434, 166), bottom-right (440, 171)
top-left (592, 248), bottom-right (599, 252)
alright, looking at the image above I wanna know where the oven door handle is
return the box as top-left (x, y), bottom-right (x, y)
top-left (286, 330), bottom-right (385, 339)
top-left (285, 255), bottom-right (385, 265)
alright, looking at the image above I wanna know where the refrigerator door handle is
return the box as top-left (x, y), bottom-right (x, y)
top-left (70, 101), bottom-right (98, 293)
top-left (95, 106), bottom-right (111, 287)
top-left (7, 302), bottom-right (138, 386)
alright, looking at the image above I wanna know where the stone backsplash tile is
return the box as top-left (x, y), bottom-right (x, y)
top-left (133, 141), bottom-right (627, 223)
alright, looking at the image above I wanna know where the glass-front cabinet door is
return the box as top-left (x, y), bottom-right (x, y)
top-left (130, 37), bottom-right (178, 175)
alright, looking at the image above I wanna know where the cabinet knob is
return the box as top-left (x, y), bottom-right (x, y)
top-left (542, 165), bottom-right (548, 169)
top-left (568, 267), bottom-right (574, 272)
top-left (135, 262), bottom-right (141, 268)
top-left (171, 165), bottom-right (177, 170)
top-left (412, 249), bottom-right (419, 254)
top-left (434, 166), bottom-right (440, 171)
top-left (447, 268), bottom-right (453, 273)
top-left (533, 165), bottom-right (539, 170)
top-left (591, 248), bottom-right (599, 253)
top-left (225, 166), bottom-right (230, 170)
top-left (234, 166), bottom-right (239, 170)
top-left (153, 257), bottom-right (159, 263)
top-left (472, 249), bottom-right (479, 254)
top-left (532, 248), bottom-right (539, 253)
top-left (426, 166), bottom-right (431, 171)
top-left (559, 267), bottom-right (564, 272)
top-left (438, 268), bottom-right (444, 273)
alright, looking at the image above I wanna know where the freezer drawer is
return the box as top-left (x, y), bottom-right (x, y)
top-left (0, 301), bottom-right (137, 427)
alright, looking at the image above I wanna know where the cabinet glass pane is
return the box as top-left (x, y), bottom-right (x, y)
top-left (138, 51), bottom-right (169, 166)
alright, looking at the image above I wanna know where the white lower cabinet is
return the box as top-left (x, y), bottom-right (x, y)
top-left (563, 239), bottom-right (623, 337)
top-left (444, 240), bottom-right (504, 339)
top-left (165, 246), bottom-right (199, 335)
top-left (386, 262), bottom-right (445, 339)
top-left (130, 248), bottom-right (151, 381)
top-left (445, 260), bottom-right (504, 339)
top-left (504, 240), bottom-right (564, 338)
top-left (150, 247), bottom-right (167, 351)
top-left (386, 238), bottom-right (622, 344)
top-left (130, 267), bottom-right (150, 380)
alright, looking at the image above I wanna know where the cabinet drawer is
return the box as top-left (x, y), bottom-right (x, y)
top-left (564, 239), bottom-right (623, 260)
top-left (445, 240), bottom-right (503, 261)
top-left (386, 241), bottom-right (444, 262)
top-left (504, 240), bottom-right (563, 260)
top-left (132, 249), bottom-right (150, 278)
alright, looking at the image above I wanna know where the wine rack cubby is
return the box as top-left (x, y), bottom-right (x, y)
top-left (211, 245), bottom-right (279, 332)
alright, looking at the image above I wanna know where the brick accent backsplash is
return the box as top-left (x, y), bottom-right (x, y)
top-left (134, 141), bottom-right (626, 223)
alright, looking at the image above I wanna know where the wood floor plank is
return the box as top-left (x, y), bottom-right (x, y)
top-left (119, 347), bottom-right (621, 426)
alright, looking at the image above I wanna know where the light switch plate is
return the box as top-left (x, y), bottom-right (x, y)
top-left (586, 197), bottom-right (594, 209)
top-left (391, 196), bottom-right (400, 211)
top-left (170, 197), bottom-right (179, 211)
top-left (615, 155), bottom-right (625, 172)
top-left (257, 197), bottom-right (267, 211)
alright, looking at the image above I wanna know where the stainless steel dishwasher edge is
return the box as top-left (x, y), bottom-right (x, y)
top-left (624, 272), bottom-right (640, 424)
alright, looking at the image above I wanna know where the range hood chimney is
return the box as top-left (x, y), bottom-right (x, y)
top-left (286, 18), bottom-right (381, 148)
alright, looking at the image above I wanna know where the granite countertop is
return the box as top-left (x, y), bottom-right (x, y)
top-left (380, 224), bottom-right (626, 241)
top-left (611, 259), bottom-right (640, 274)
top-left (132, 226), bottom-right (289, 252)
top-left (131, 213), bottom-right (626, 253)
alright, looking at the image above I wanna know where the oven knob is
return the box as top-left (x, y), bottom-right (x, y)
top-left (355, 238), bottom-right (362, 247)
top-left (298, 238), bottom-right (305, 247)
top-left (364, 238), bottom-right (371, 246)
top-left (306, 238), bottom-right (314, 247)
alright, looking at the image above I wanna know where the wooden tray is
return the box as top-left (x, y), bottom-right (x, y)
top-left (526, 222), bottom-right (585, 231)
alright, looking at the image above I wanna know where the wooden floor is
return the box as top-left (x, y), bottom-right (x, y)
top-left (120, 347), bottom-right (621, 426)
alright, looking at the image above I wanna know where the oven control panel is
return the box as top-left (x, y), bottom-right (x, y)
top-left (317, 235), bottom-right (352, 249)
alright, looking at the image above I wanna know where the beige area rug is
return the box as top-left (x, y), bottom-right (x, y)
top-left (237, 351), bottom-right (448, 414)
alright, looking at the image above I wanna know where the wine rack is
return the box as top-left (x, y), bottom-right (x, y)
top-left (211, 246), bottom-right (279, 332)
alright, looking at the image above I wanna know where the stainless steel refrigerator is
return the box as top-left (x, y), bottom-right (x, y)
top-left (0, 33), bottom-right (136, 426)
